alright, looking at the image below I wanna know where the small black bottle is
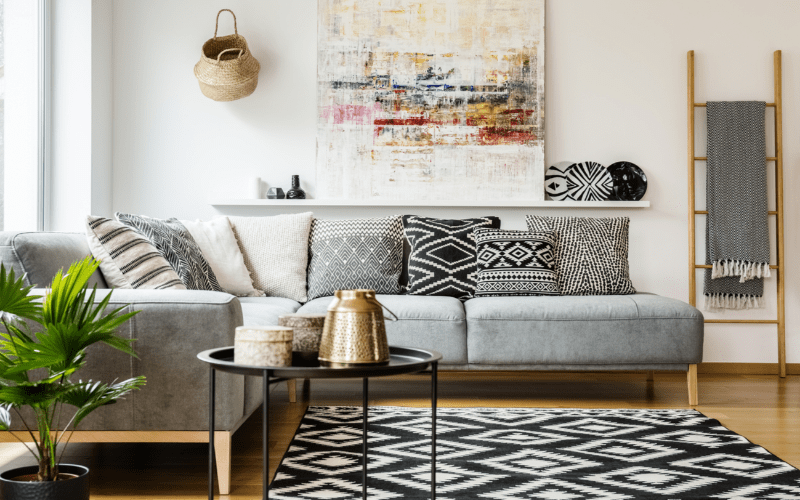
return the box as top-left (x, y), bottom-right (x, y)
top-left (286, 175), bottom-right (306, 199)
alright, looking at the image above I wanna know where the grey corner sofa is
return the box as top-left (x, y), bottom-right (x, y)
top-left (0, 230), bottom-right (704, 494)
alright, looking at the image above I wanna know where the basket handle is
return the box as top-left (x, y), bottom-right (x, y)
top-left (214, 9), bottom-right (238, 38)
top-left (216, 48), bottom-right (244, 62)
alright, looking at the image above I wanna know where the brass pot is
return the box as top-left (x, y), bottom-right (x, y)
top-left (318, 289), bottom-right (397, 367)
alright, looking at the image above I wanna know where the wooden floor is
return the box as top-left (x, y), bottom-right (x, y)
top-left (0, 371), bottom-right (798, 498)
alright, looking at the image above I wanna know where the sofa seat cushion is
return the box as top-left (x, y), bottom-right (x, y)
top-left (297, 295), bottom-right (467, 365)
top-left (465, 294), bottom-right (703, 366)
top-left (239, 297), bottom-right (302, 326)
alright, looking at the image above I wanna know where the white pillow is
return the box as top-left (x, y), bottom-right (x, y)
top-left (228, 213), bottom-right (313, 302)
top-left (180, 217), bottom-right (264, 297)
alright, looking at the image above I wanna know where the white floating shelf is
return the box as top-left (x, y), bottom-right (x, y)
top-left (211, 199), bottom-right (650, 208)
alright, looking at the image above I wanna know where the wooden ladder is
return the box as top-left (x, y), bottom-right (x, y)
top-left (687, 50), bottom-right (786, 377)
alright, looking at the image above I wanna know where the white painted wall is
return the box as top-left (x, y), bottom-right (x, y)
top-left (49, 0), bottom-right (114, 231)
top-left (111, 0), bottom-right (800, 364)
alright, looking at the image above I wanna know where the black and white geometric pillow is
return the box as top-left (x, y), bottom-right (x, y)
top-left (474, 229), bottom-right (560, 297)
top-left (526, 215), bottom-right (636, 295)
top-left (115, 213), bottom-right (222, 292)
top-left (307, 216), bottom-right (404, 300)
top-left (402, 215), bottom-right (500, 300)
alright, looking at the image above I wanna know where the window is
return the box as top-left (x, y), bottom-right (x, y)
top-left (2, 0), bottom-right (47, 231)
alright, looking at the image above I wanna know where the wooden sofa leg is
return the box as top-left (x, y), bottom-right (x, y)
top-left (214, 431), bottom-right (232, 495)
top-left (646, 371), bottom-right (654, 382)
top-left (687, 364), bottom-right (698, 406)
top-left (287, 379), bottom-right (297, 403)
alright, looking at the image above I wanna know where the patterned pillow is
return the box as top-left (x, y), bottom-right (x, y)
top-left (85, 216), bottom-right (186, 290)
top-left (115, 213), bottom-right (222, 291)
top-left (474, 229), bottom-right (559, 297)
top-left (402, 215), bottom-right (500, 299)
top-left (307, 216), bottom-right (404, 300)
top-left (525, 215), bottom-right (636, 295)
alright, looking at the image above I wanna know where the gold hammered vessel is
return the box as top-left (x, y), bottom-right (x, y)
top-left (318, 289), bottom-right (396, 367)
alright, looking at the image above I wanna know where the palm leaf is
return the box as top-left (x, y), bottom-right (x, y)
top-left (0, 264), bottom-right (42, 322)
top-left (60, 377), bottom-right (146, 428)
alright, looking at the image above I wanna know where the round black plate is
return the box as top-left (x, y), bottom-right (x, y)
top-left (607, 161), bottom-right (647, 201)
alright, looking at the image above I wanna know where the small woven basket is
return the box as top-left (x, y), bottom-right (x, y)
top-left (194, 9), bottom-right (260, 102)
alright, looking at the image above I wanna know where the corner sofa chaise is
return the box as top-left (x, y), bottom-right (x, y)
top-left (0, 230), bottom-right (704, 494)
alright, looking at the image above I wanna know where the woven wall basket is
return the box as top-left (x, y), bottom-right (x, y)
top-left (194, 9), bottom-right (260, 102)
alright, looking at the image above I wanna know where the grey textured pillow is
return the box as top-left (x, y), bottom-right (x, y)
top-left (115, 213), bottom-right (222, 291)
top-left (307, 216), bottom-right (404, 300)
top-left (525, 215), bottom-right (635, 296)
top-left (227, 213), bottom-right (313, 302)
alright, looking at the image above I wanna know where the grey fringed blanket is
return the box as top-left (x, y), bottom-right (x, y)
top-left (704, 101), bottom-right (770, 311)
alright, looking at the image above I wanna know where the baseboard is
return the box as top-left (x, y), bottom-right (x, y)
top-left (698, 363), bottom-right (800, 375)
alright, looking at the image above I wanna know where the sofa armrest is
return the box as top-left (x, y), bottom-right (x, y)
top-left (27, 288), bottom-right (245, 432)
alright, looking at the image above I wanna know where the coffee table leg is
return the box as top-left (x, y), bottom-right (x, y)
top-left (363, 377), bottom-right (368, 500)
top-left (209, 367), bottom-right (215, 500)
top-left (431, 361), bottom-right (438, 500)
top-left (264, 370), bottom-right (270, 500)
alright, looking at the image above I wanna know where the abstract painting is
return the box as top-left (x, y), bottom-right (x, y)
top-left (317, 0), bottom-right (545, 202)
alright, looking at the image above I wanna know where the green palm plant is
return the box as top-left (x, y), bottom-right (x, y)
top-left (0, 256), bottom-right (145, 481)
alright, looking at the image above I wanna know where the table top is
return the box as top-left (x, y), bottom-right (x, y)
top-left (197, 346), bottom-right (442, 378)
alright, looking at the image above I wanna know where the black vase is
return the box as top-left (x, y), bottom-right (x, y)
top-left (286, 175), bottom-right (306, 199)
top-left (0, 464), bottom-right (90, 500)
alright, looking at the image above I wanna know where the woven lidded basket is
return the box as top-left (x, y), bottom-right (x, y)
top-left (194, 9), bottom-right (260, 102)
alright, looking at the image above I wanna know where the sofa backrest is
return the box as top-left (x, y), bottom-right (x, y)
top-left (0, 231), bottom-right (108, 288)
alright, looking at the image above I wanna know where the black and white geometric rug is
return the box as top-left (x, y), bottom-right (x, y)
top-left (270, 406), bottom-right (800, 499)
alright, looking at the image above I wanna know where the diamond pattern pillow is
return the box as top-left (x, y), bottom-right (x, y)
top-left (402, 215), bottom-right (500, 300)
top-left (115, 213), bottom-right (222, 291)
top-left (307, 216), bottom-right (404, 300)
top-left (525, 215), bottom-right (636, 295)
top-left (474, 228), bottom-right (559, 297)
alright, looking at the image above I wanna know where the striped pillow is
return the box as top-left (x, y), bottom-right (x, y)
top-left (85, 216), bottom-right (186, 290)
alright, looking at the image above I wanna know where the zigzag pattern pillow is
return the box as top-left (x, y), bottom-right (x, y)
top-left (474, 228), bottom-right (559, 297)
top-left (402, 215), bottom-right (500, 300)
top-left (115, 213), bottom-right (222, 292)
top-left (307, 216), bottom-right (404, 300)
top-left (525, 215), bottom-right (636, 296)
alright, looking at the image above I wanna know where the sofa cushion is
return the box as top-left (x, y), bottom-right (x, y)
top-left (402, 215), bottom-right (500, 300)
top-left (116, 213), bottom-right (223, 292)
top-left (465, 294), bottom-right (703, 366)
top-left (474, 228), bottom-right (559, 297)
top-left (525, 215), bottom-right (636, 296)
top-left (228, 213), bottom-right (313, 302)
top-left (1, 231), bottom-right (107, 288)
top-left (86, 216), bottom-right (186, 290)
top-left (239, 297), bottom-right (303, 326)
top-left (297, 295), bottom-right (467, 365)
top-left (307, 216), bottom-right (404, 300)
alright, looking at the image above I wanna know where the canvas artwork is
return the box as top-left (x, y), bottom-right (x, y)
top-left (317, 0), bottom-right (545, 202)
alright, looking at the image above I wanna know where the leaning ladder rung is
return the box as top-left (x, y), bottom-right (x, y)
top-left (704, 319), bottom-right (779, 324)
top-left (695, 210), bottom-right (777, 215)
top-left (695, 102), bottom-right (776, 108)
top-left (695, 264), bottom-right (778, 270)
top-left (694, 156), bottom-right (777, 161)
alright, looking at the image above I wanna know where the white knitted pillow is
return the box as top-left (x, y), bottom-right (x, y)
top-left (228, 213), bottom-right (313, 302)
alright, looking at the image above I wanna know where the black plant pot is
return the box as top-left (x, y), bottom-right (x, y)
top-left (0, 464), bottom-right (90, 500)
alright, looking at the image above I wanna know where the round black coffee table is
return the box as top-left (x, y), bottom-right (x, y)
top-left (197, 346), bottom-right (442, 500)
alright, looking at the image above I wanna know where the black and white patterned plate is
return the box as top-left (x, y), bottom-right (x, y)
top-left (566, 161), bottom-right (613, 201)
top-left (545, 161), bottom-right (576, 200)
top-left (608, 161), bottom-right (648, 201)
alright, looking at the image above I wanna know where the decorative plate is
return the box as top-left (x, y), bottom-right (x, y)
top-left (566, 161), bottom-right (613, 201)
top-left (607, 161), bottom-right (647, 201)
top-left (545, 161), bottom-right (576, 200)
